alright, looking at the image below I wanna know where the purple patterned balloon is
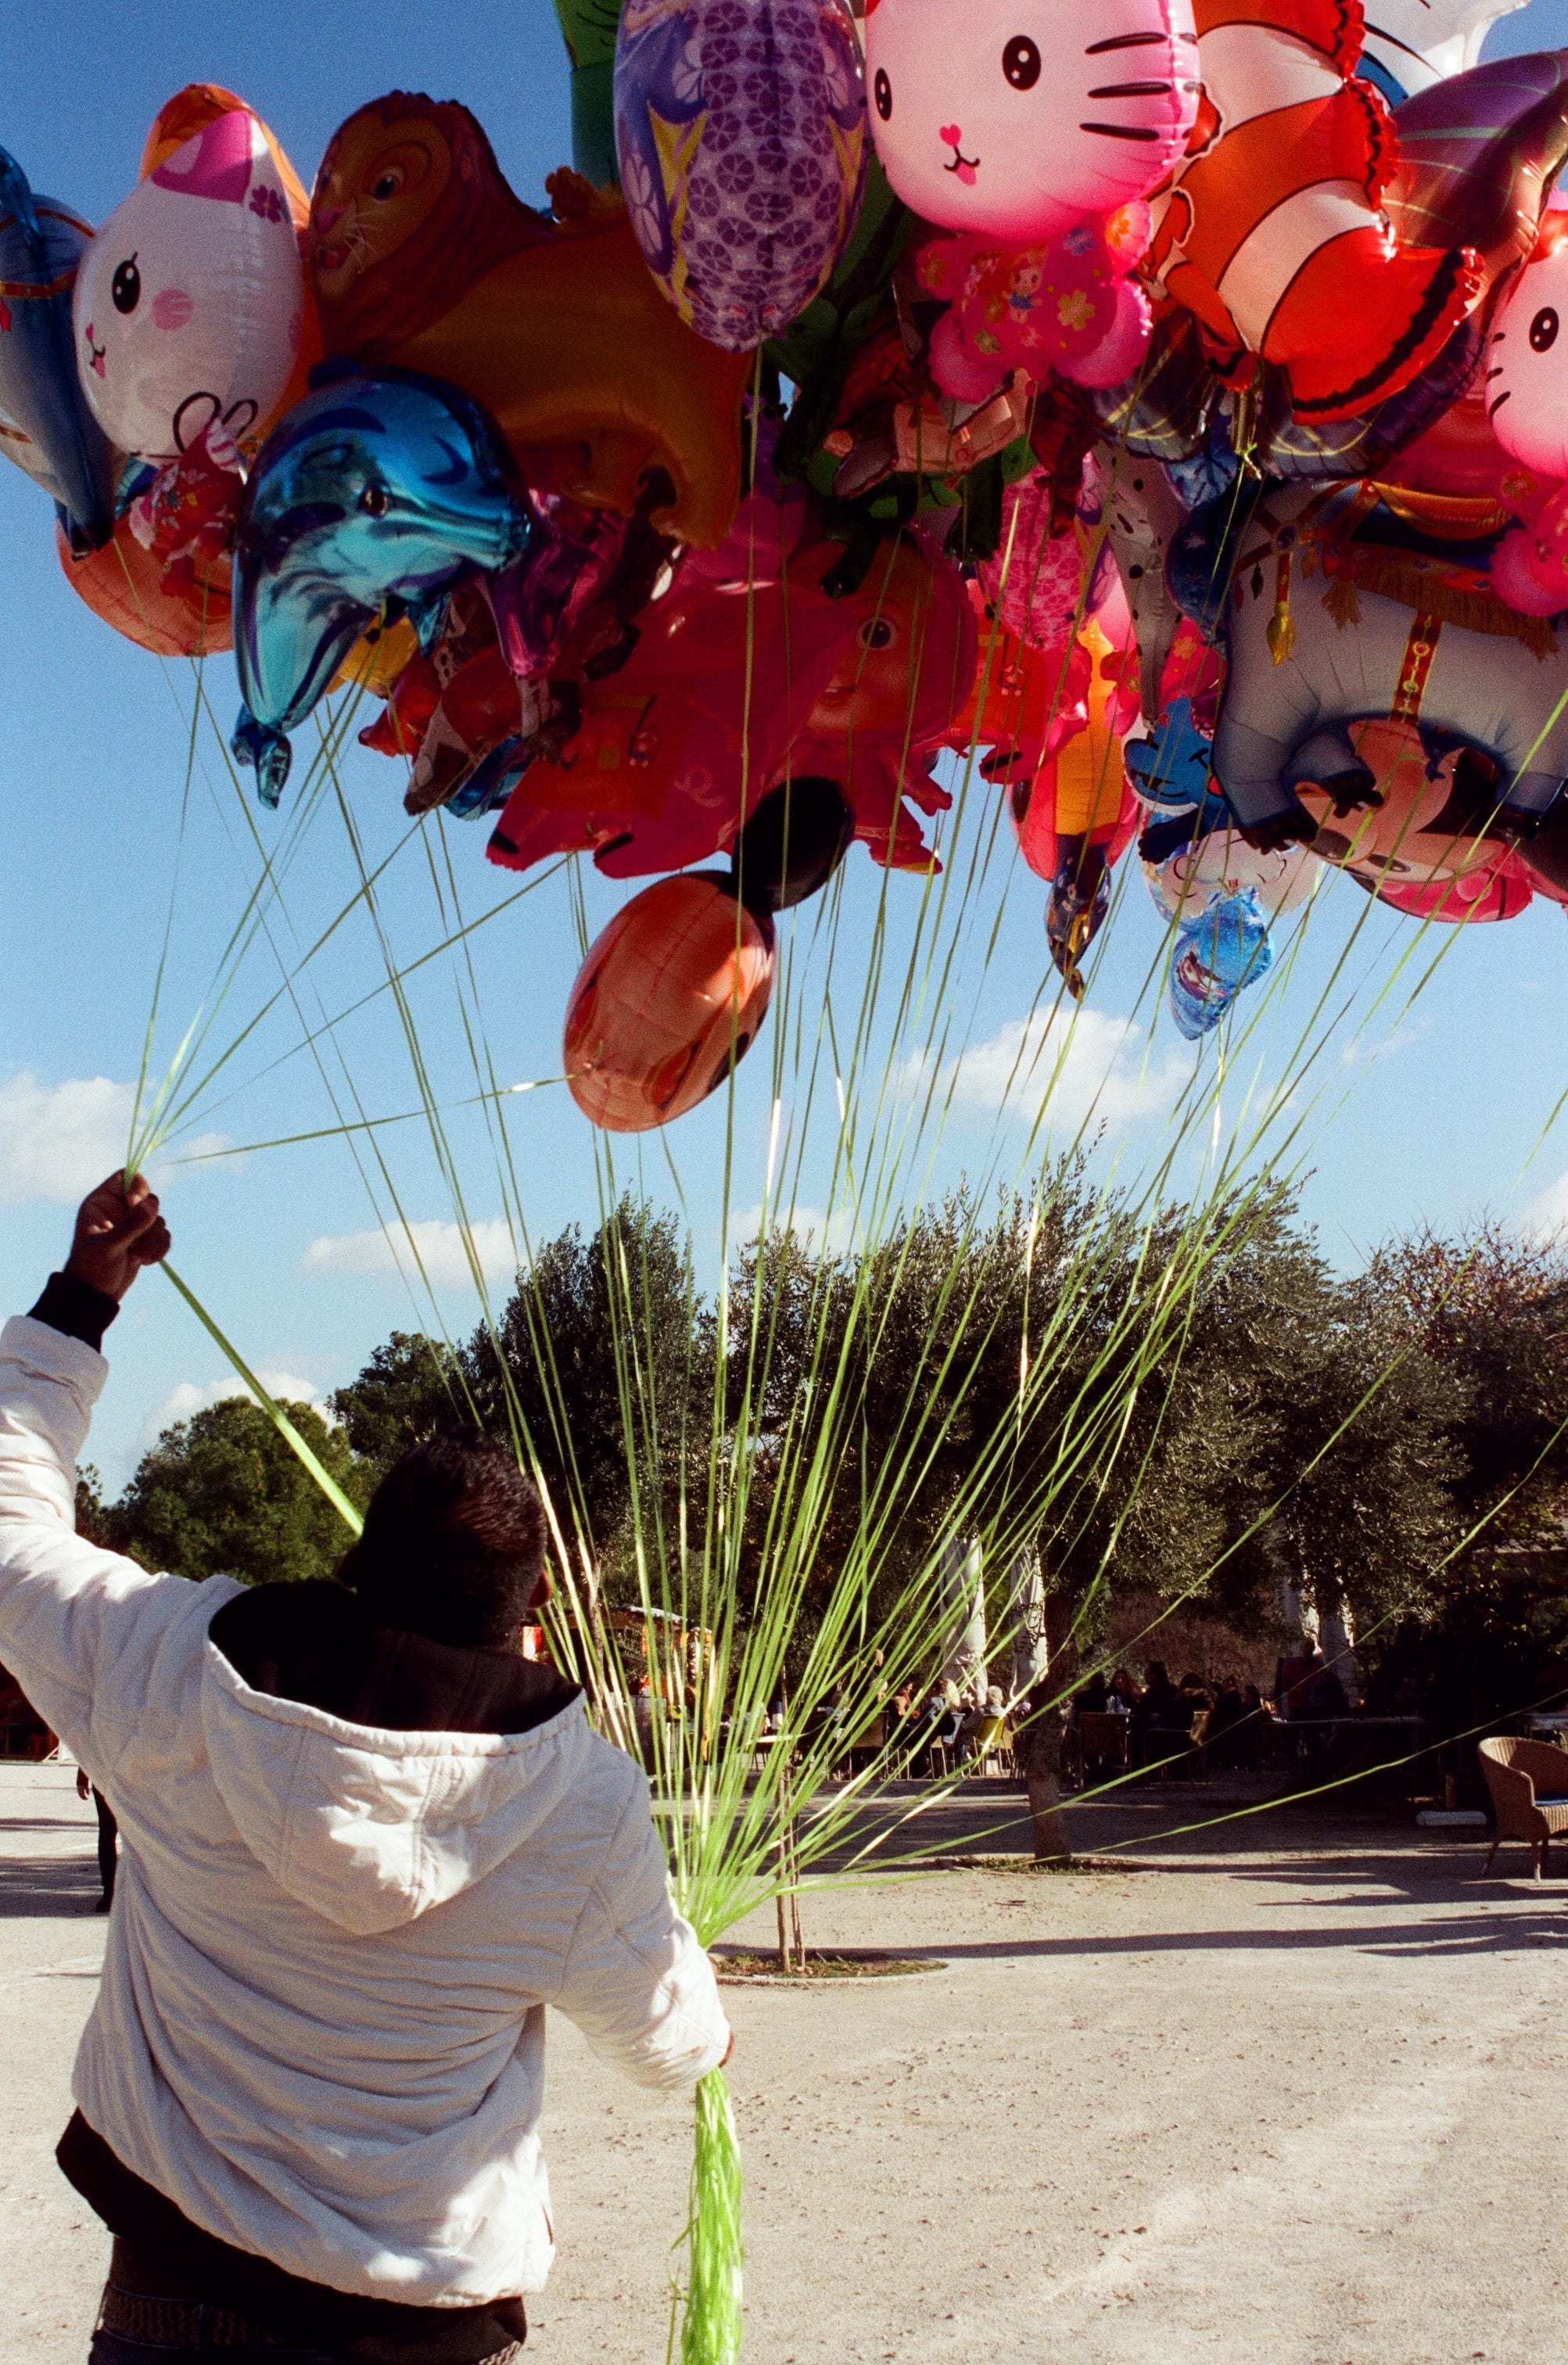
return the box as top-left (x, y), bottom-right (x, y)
top-left (615, 0), bottom-right (867, 352)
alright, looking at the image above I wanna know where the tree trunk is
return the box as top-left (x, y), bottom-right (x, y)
top-left (1014, 1691), bottom-right (1071, 1863)
top-left (774, 1750), bottom-right (804, 1973)
top-left (775, 1886), bottom-right (794, 1975)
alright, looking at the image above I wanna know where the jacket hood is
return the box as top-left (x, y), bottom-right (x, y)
top-left (200, 1582), bottom-right (588, 1936)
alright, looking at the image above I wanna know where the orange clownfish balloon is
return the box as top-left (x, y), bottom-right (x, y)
top-left (563, 874), bottom-right (776, 1132)
top-left (1145, 0), bottom-right (1480, 421)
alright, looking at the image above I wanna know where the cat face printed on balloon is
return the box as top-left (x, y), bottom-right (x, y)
top-left (74, 109), bottom-right (303, 461)
top-left (1486, 222), bottom-right (1568, 478)
top-left (862, 0), bottom-right (1197, 243)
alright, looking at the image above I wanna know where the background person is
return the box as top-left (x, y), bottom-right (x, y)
top-left (1274, 1638), bottom-right (1320, 1721)
top-left (1131, 1659), bottom-right (1180, 1770)
top-left (1205, 1674), bottom-right (1247, 1771)
top-left (1109, 1667), bottom-right (1140, 1716)
top-left (74, 1763), bottom-right (118, 1911)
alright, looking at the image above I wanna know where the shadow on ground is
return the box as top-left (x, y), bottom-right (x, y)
top-left (0, 1854), bottom-right (102, 1917)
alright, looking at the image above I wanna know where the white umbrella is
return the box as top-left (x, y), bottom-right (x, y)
top-left (1002, 1549), bottom-right (1047, 1707)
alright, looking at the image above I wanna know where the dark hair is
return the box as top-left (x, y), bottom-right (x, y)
top-left (339, 1430), bottom-right (546, 1649)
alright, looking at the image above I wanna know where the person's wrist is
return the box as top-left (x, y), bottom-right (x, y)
top-left (30, 1271), bottom-right (121, 1351)
top-left (64, 1254), bottom-right (126, 1302)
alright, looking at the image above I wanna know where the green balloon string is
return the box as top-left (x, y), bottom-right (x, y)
top-left (673, 2069), bottom-right (745, 2365)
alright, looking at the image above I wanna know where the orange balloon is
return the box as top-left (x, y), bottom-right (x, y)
top-left (140, 82), bottom-right (309, 215)
top-left (1051, 618), bottom-right (1130, 842)
top-left (56, 513), bottom-right (231, 656)
top-left (563, 876), bottom-right (775, 1133)
top-left (328, 615), bottom-right (422, 698)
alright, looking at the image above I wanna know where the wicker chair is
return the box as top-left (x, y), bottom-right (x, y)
top-left (1477, 1736), bottom-right (1568, 1877)
top-left (969, 1714), bottom-right (1013, 1777)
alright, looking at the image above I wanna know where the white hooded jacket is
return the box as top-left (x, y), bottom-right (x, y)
top-left (0, 1314), bottom-right (729, 2308)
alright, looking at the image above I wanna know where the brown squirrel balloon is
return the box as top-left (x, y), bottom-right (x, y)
top-left (307, 94), bottom-right (748, 547)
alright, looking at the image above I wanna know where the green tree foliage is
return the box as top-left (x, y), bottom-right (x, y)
top-left (1369, 1221), bottom-right (1568, 1550)
top-left (465, 1195), bottom-right (709, 1569)
top-left (330, 1331), bottom-right (467, 1471)
top-left (74, 1462), bottom-right (114, 1549)
top-left (722, 1164), bottom-right (1155, 1654)
top-left (290, 1193), bottom-right (1568, 1721)
top-left (1103, 1198), bottom-right (1462, 1639)
top-left (718, 1178), bottom-right (1462, 1667)
top-left (328, 1198), bottom-right (711, 1592)
top-left (106, 1398), bottom-right (371, 1585)
top-left (1355, 1222), bottom-right (1568, 1730)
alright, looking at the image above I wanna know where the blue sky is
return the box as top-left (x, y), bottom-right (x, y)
top-left (4, 0), bottom-right (1568, 1493)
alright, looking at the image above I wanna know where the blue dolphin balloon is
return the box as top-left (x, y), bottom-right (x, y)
top-left (231, 366), bottom-right (531, 806)
top-left (0, 150), bottom-right (114, 550)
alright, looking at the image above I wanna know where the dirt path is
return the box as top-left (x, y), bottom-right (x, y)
top-left (3, 1763), bottom-right (1565, 2365)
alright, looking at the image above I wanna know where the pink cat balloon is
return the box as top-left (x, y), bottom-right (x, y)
top-left (863, 0), bottom-right (1197, 246)
top-left (866, 0), bottom-right (1196, 400)
top-left (1487, 222), bottom-right (1568, 478)
top-left (1478, 221), bottom-right (1568, 615)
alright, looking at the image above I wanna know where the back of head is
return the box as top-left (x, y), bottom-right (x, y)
top-left (340, 1430), bottom-right (545, 1649)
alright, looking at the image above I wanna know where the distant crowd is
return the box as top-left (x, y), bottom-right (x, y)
top-left (741, 1640), bottom-right (1367, 1785)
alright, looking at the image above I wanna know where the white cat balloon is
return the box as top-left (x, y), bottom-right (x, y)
top-left (74, 109), bottom-right (302, 463)
top-left (863, 0), bottom-right (1199, 246)
top-left (1487, 232), bottom-right (1568, 478)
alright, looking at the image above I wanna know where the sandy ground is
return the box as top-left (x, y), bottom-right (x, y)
top-left (3, 1760), bottom-right (1566, 2365)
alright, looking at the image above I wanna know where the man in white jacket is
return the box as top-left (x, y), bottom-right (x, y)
top-left (0, 1174), bottom-right (730, 2363)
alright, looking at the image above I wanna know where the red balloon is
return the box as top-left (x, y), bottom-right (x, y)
top-left (563, 875), bottom-right (775, 1133)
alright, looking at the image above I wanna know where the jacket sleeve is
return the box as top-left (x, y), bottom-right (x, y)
top-left (551, 1779), bottom-right (730, 2090)
top-left (0, 1315), bottom-right (180, 1765)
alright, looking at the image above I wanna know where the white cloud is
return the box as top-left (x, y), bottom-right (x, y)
top-left (302, 1218), bottom-right (519, 1287)
top-left (1339, 1015), bottom-right (1433, 1069)
top-left (0, 1073), bottom-right (135, 1205)
top-left (1520, 1172), bottom-right (1568, 1240)
top-left (898, 1007), bottom-right (1188, 1132)
top-left (165, 1132), bottom-right (235, 1168)
top-left (0, 1071), bottom-right (231, 1205)
top-left (730, 1202), bottom-right (858, 1253)
top-left (136, 1369), bottom-right (327, 1456)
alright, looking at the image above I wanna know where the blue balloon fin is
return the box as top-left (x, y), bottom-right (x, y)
top-left (231, 709), bottom-right (293, 809)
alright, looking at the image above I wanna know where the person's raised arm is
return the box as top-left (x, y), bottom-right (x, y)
top-left (0, 1173), bottom-right (178, 1760)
